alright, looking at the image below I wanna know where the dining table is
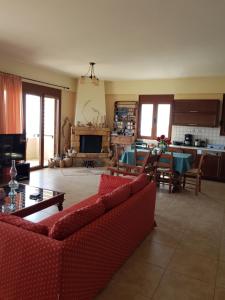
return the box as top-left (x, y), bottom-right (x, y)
top-left (120, 149), bottom-right (193, 191)
top-left (121, 149), bottom-right (193, 174)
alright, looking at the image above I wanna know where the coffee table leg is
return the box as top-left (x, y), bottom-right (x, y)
top-left (57, 201), bottom-right (63, 211)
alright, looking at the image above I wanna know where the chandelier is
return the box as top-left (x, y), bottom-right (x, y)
top-left (80, 62), bottom-right (99, 85)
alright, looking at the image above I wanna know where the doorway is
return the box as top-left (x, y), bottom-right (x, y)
top-left (23, 83), bottom-right (61, 169)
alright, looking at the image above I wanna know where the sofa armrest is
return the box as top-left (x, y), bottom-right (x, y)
top-left (0, 222), bottom-right (62, 300)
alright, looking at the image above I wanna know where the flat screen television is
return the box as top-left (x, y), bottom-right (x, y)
top-left (0, 134), bottom-right (26, 167)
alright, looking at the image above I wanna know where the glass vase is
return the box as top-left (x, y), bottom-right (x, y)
top-left (158, 142), bottom-right (167, 153)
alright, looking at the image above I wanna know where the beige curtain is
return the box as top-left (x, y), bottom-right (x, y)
top-left (0, 74), bottom-right (23, 134)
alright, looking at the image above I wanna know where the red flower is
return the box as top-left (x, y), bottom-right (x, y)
top-left (156, 135), bottom-right (170, 145)
top-left (164, 138), bottom-right (171, 145)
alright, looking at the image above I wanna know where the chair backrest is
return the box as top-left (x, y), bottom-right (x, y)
top-left (157, 153), bottom-right (173, 170)
top-left (182, 148), bottom-right (197, 167)
top-left (198, 153), bottom-right (205, 173)
top-left (114, 144), bottom-right (125, 168)
top-left (135, 150), bottom-right (151, 168)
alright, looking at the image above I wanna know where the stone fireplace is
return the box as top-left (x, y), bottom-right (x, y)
top-left (80, 135), bottom-right (102, 153)
top-left (71, 126), bottom-right (110, 166)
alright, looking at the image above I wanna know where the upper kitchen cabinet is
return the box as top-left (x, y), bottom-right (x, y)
top-left (173, 100), bottom-right (220, 127)
top-left (220, 96), bottom-right (225, 135)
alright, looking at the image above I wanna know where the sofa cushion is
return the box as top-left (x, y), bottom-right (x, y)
top-left (39, 194), bottom-right (100, 228)
top-left (0, 213), bottom-right (48, 235)
top-left (49, 200), bottom-right (105, 240)
top-left (98, 174), bottom-right (133, 195)
top-left (100, 184), bottom-right (131, 211)
top-left (130, 174), bottom-right (149, 194)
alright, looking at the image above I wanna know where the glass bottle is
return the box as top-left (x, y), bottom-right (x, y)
top-left (8, 160), bottom-right (19, 193)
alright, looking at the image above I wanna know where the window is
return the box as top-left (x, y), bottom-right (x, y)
top-left (138, 95), bottom-right (174, 139)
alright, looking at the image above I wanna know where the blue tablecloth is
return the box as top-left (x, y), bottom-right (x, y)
top-left (120, 150), bottom-right (192, 174)
top-left (169, 152), bottom-right (192, 174)
top-left (120, 149), bottom-right (149, 165)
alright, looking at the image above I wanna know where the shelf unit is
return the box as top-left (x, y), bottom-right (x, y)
top-left (111, 101), bottom-right (138, 144)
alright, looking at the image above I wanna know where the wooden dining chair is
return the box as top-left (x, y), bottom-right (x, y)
top-left (145, 153), bottom-right (160, 180)
top-left (113, 144), bottom-right (126, 167)
top-left (182, 154), bottom-right (205, 195)
top-left (108, 149), bottom-right (151, 177)
top-left (154, 153), bottom-right (174, 193)
top-left (182, 148), bottom-right (197, 168)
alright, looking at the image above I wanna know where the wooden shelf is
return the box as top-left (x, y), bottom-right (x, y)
top-left (112, 101), bottom-right (138, 144)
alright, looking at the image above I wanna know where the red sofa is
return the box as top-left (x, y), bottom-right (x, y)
top-left (0, 174), bottom-right (156, 300)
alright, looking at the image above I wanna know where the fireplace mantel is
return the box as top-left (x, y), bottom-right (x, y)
top-left (72, 126), bottom-right (110, 136)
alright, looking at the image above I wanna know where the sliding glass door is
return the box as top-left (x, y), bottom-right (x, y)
top-left (23, 83), bottom-right (61, 169)
top-left (25, 94), bottom-right (42, 168)
top-left (43, 97), bottom-right (56, 167)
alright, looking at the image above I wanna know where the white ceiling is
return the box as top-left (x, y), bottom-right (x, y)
top-left (0, 0), bottom-right (225, 80)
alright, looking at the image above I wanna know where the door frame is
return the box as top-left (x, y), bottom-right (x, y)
top-left (22, 82), bottom-right (61, 170)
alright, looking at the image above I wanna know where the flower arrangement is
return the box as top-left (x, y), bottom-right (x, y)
top-left (156, 135), bottom-right (171, 152)
top-left (156, 135), bottom-right (171, 145)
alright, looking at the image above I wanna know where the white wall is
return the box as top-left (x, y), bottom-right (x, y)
top-left (172, 125), bottom-right (225, 145)
top-left (75, 80), bottom-right (106, 126)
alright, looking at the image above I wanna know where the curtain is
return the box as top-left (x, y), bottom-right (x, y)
top-left (0, 74), bottom-right (23, 134)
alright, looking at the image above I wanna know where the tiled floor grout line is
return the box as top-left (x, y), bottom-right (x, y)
top-left (149, 210), bottom-right (224, 300)
top-left (149, 225), bottom-right (186, 300)
top-left (212, 207), bottom-right (225, 300)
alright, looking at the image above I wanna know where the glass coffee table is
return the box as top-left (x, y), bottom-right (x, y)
top-left (0, 183), bottom-right (65, 218)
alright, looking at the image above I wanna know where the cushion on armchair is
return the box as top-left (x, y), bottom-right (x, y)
top-left (98, 174), bottom-right (133, 195)
top-left (0, 213), bottom-right (48, 235)
top-left (100, 184), bottom-right (131, 211)
top-left (49, 200), bottom-right (105, 240)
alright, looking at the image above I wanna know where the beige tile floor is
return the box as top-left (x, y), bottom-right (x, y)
top-left (27, 168), bottom-right (225, 300)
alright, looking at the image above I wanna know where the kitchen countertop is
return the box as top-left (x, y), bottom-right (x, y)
top-left (171, 144), bottom-right (225, 153)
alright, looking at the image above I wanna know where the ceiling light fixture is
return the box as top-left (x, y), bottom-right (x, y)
top-left (80, 62), bottom-right (99, 85)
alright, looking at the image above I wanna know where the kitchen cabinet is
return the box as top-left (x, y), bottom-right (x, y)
top-left (219, 153), bottom-right (225, 180)
top-left (220, 97), bottom-right (225, 135)
top-left (173, 100), bottom-right (220, 127)
top-left (174, 100), bottom-right (219, 113)
top-left (195, 152), bottom-right (225, 181)
top-left (168, 146), bottom-right (183, 153)
top-left (200, 153), bottom-right (221, 180)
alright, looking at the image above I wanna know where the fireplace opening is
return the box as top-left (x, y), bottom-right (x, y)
top-left (80, 135), bottom-right (102, 153)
